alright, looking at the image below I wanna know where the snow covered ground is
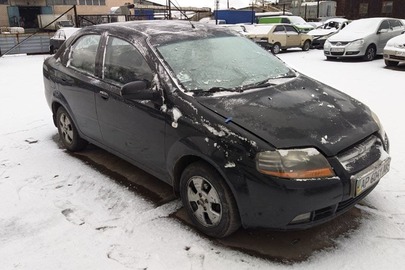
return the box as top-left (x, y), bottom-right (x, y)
top-left (0, 50), bottom-right (404, 269)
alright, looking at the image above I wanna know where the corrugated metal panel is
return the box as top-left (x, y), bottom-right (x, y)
top-left (0, 33), bottom-right (52, 55)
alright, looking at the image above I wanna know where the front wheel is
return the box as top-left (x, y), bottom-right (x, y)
top-left (56, 107), bottom-right (88, 152)
top-left (302, 40), bottom-right (311, 51)
top-left (180, 161), bottom-right (240, 238)
top-left (363, 45), bottom-right (376, 61)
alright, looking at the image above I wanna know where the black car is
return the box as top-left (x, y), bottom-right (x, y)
top-left (43, 21), bottom-right (390, 238)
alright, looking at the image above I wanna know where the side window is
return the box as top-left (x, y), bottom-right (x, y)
top-left (68, 35), bottom-right (100, 75)
top-left (389, 20), bottom-right (403, 30)
top-left (285, 25), bottom-right (298, 34)
top-left (103, 37), bottom-right (153, 85)
top-left (378, 20), bottom-right (390, 31)
top-left (274, 25), bottom-right (285, 33)
top-left (281, 18), bottom-right (290, 24)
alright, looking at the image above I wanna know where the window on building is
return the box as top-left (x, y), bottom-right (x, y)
top-left (47, 0), bottom-right (77, 5)
top-left (0, 0), bottom-right (9, 4)
top-left (359, 3), bottom-right (368, 16)
top-left (382, 1), bottom-right (393, 14)
top-left (78, 0), bottom-right (105, 5)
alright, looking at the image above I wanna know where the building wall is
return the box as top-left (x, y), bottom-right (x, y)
top-left (335, 0), bottom-right (405, 20)
top-left (0, 0), bottom-right (132, 27)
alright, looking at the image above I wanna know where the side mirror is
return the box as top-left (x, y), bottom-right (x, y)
top-left (377, 28), bottom-right (389, 34)
top-left (121, 81), bottom-right (158, 101)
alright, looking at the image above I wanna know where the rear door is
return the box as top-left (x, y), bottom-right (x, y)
top-left (57, 34), bottom-right (103, 142)
top-left (270, 25), bottom-right (287, 46)
top-left (95, 35), bottom-right (167, 177)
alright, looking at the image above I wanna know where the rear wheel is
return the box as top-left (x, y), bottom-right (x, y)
top-left (272, 43), bottom-right (281, 54)
top-left (302, 40), bottom-right (311, 51)
top-left (56, 107), bottom-right (88, 152)
top-left (385, 59), bottom-right (399, 67)
top-left (363, 45), bottom-right (376, 61)
top-left (180, 161), bottom-right (240, 238)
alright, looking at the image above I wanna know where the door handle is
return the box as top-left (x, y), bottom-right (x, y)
top-left (99, 91), bottom-right (109, 100)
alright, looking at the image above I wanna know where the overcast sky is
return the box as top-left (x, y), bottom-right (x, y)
top-left (151, 0), bottom-right (254, 9)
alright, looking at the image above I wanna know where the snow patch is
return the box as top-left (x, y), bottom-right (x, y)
top-left (224, 162), bottom-right (236, 168)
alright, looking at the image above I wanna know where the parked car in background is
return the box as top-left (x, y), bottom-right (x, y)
top-left (246, 24), bottom-right (312, 54)
top-left (308, 18), bottom-right (349, 48)
top-left (49, 27), bottom-right (80, 54)
top-left (324, 17), bottom-right (405, 61)
top-left (43, 21), bottom-right (390, 238)
top-left (55, 20), bottom-right (75, 30)
top-left (383, 33), bottom-right (405, 66)
top-left (258, 15), bottom-right (315, 32)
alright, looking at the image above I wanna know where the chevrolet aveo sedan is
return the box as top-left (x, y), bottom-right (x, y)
top-left (43, 21), bottom-right (390, 238)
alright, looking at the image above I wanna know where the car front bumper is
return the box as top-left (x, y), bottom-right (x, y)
top-left (383, 48), bottom-right (405, 63)
top-left (324, 43), bottom-right (367, 58)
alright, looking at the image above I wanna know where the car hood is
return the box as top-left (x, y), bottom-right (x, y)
top-left (196, 75), bottom-right (378, 157)
top-left (308, 28), bottom-right (336, 37)
top-left (328, 30), bottom-right (370, 42)
top-left (386, 33), bottom-right (405, 46)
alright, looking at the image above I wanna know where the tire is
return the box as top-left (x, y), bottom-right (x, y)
top-left (50, 46), bottom-right (55, 55)
top-left (363, 45), bottom-right (376, 61)
top-left (385, 59), bottom-right (399, 67)
top-left (272, 43), bottom-right (281, 54)
top-left (56, 107), bottom-right (88, 152)
top-left (180, 161), bottom-right (240, 238)
top-left (302, 40), bottom-right (311, 51)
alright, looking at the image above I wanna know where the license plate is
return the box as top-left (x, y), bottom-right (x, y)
top-left (355, 158), bottom-right (391, 197)
top-left (395, 51), bottom-right (405, 56)
top-left (331, 48), bottom-right (345, 53)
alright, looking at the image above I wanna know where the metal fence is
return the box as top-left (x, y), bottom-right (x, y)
top-left (0, 33), bottom-right (52, 55)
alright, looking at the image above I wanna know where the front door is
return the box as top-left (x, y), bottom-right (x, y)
top-left (285, 25), bottom-right (301, 47)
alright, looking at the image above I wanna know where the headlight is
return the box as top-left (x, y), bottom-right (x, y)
top-left (256, 148), bottom-right (335, 179)
top-left (349, 39), bottom-right (364, 46)
top-left (371, 111), bottom-right (389, 152)
top-left (324, 40), bottom-right (331, 48)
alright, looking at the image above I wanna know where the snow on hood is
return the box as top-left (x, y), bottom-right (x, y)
top-left (308, 28), bottom-right (337, 37)
top-left (328, 30), bottom-right (370, 42)
top-left (386, 33), bottom-right (405, 46)
top-left (307, 28), bottom-right (337, 36)
top-left (196, 75), bottom-right (378, 157)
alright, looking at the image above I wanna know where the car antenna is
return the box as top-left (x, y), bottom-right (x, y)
top-left (169, 0), bottom-right (195, 29)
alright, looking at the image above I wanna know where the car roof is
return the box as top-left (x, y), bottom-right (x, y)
top-left (81, 20), bottom-right (236, 46)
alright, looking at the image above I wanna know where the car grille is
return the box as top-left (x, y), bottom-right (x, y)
top-left (337, 135), bottom-right (382, 175)
top-left (389, 55), bottom-right (405, 61)
top-left (330, 42), bottom-right (349, 46)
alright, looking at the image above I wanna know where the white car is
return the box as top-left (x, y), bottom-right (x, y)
top-left (383, 33), bottom-right (405, 66)
top-left (308, 18), bottom-right (349, 48)
top-left (324, 17), bottom-right (405, 61)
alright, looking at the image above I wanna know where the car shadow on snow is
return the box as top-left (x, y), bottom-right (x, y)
top-left (383, 62), bottom-right (405, 71)
top-left (52, 134), bottom-right (367, 264)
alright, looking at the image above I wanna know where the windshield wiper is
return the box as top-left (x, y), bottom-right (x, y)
top-left (242, 72), bottom-right (297, 91)
top-left (191, 86), bottom-right (238, 96)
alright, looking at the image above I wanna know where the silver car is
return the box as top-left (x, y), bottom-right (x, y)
top-left (383, 33), bottom-right (405, 66)
top-left (324, 17), bottom-right (405, 61)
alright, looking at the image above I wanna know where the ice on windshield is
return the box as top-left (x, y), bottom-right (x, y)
top-left (156, 36), bottom-right (291, 92)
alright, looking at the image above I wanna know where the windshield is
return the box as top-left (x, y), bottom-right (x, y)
top-left (157, 36), bottom-right (292, 93)
top-left (341, 19), bottom-right (379, 33)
